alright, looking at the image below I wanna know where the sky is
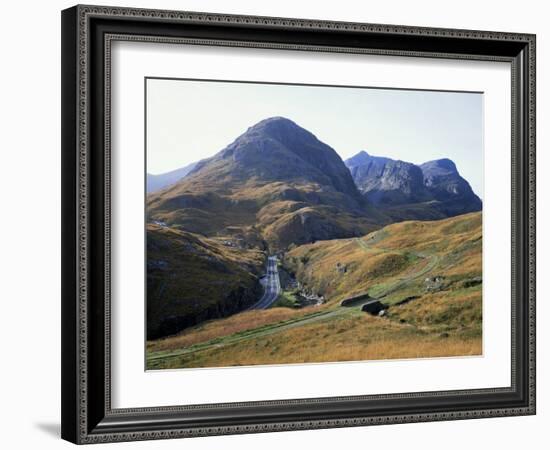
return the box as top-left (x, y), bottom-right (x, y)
top-left (146, 78), bottom-right (483, 198)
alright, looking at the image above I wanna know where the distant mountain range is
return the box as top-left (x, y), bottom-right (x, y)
top-left (345, 151), bottom-right (482, 220)
top-left (147, 161), bottom-right (197, 193)
top-left (148, 120), bottom-right (481, 224)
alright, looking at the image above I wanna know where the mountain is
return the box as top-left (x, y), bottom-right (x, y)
top-left (345, 151), bottom-right (432, 206)
top-left (147, 117), bottom-right (385, 250)
top-left (145, 119), bottom-right (483, 341)
top-left (146, 117), bottom-right (387, 338)
top-left (419, 159), bottom-right (482, 216)
top-left (185, 117), bottom-right (361, 201)
top-left (147, 161), bottom-right (197, 193)
top-left (345, 151), bottom-right (481, 220)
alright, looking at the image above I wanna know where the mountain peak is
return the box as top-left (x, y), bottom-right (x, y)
top-left (252, 116), bottom-right (296, 127)
top-left (243, 116), bottom-right (314, 142)
top-left (420, 158), bottom-right (458, 175)
top-left (171, 116), bottom-right (362, 204)
top-left (345, 151), bottom-right (372, 167)
top-left (147, 118), bottom-right (376, 251)
top-left (345, 152), bottom-right (481, 217)
top-left (345, 151), bottom-right (393, 169)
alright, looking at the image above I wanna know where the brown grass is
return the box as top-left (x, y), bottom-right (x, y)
top-left (390, 288), bottom-right (482, 331)
top-left (284, 212), bottom-right (482, 304)
top-left (147, 307), bottom-right (309, 353)
top-left (153, 313), bottom-right (481, 369)
top-left (148, 212), bottom-right (483, 369)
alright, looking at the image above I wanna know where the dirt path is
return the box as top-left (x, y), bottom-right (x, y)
top-left (353, 237), bottom-right (439, 299)
top-left (147, 308), bottom-right (352, 364)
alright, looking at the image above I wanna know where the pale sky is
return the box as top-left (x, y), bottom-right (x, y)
top-left (146, 78), bottom-right (483, 198)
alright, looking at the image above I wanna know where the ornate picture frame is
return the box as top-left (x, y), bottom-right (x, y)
top-left (61, 5), bottom-right (535, 444)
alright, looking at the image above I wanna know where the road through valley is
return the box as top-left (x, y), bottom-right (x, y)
top-left (249, 256), bottom-right (281, 309)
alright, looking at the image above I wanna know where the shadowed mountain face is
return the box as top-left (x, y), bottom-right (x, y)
top-left (147, 118), bottom-right (383, 251)
top-left (146, 223), bottom-right (264, 340)
top-left (345, 151), bottom-right (482, 220)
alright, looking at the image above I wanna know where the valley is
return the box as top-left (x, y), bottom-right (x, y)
top-left (145, 117), bottom-right (483, 368)
top-left (147, 212), bottom-right (482, 369)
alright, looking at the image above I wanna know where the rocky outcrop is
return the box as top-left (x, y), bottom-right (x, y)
top-left (345, 151), bottom-right (482, 220)
top-left (148, 282), bottom-right (262, 340)
top-left (420, 159), bottom-right (482, 216)
top-left (346, 151), bottom-right (430, 206)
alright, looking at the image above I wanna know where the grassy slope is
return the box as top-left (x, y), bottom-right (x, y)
top-left (147, 212), bottom-right (482, 368)
top-left (284, 211), bottom-right (482, 305)
top-left (379, 200), bottom-right (449, 222)
top-left (147, 177), bottom-right (384, 252)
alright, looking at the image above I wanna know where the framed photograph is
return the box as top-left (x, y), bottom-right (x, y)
top-left (61, 5), bottom-right (536, 444)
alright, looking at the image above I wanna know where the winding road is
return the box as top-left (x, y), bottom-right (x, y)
top-left (249, 256), bottom-right (281, 309)
top-left (148, 244), bottom-right (441, 365)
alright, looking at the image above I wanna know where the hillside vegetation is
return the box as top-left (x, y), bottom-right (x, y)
top-left (147, 212), bottom-right (482, 368)
top-left (284, 211), bottom-right (482, 306)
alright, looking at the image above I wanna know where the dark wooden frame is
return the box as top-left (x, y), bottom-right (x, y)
top-left (61, 4), bottom-right (536, 444)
